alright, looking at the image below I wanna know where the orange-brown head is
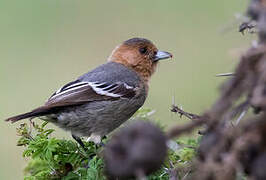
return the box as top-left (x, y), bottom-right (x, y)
top-left (108, 38), bottom-right (172, 82)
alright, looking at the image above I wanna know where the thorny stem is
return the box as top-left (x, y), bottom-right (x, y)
top-left (171, 105), bottom-right (201, 120)
top-left (166, 117), bottom-right (206, 139)
top-left (168, 105), bottom-right (206, 138)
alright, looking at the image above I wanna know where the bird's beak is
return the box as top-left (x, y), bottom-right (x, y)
top-left (153, 51), bottom-right (173, 62)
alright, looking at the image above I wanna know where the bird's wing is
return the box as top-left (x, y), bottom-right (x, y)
top-left (45, 80), bottom-right (137, 108)
top-left (5, 80), bottom-right (137, 123)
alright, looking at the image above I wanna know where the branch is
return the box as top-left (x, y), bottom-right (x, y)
top-left (171, 105), bottom-right (201, 120)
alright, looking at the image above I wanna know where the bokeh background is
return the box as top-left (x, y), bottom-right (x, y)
top-left (0, 0), bottom-right (252, 179)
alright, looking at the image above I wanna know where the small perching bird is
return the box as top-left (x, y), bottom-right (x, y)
top-left (5, 38), bottom-right (172, 145)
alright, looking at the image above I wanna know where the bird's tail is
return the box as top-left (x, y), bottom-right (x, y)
top-left (5, 107), bottom-right (50, 123)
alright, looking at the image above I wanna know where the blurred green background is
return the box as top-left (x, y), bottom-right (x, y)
top-left (0, 0), bottom-right (252, 179)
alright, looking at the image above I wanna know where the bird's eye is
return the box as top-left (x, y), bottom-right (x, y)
top-left (139, 47), bottom-right (147, 54)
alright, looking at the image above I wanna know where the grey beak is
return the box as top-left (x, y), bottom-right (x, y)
top-left (154, 51), bottom-right (172, 61)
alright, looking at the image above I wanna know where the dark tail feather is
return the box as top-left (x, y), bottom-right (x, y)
top-left (5, 107), bottom-right (50, 123)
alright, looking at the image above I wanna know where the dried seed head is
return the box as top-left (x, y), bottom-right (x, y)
top-left (103, 121), bottom-right (167, 179)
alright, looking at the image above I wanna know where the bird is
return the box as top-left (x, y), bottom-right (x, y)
top-left (5, 37), bottom-right (172, 146)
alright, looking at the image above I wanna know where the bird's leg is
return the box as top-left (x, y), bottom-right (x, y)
top-left (72, 133), bottom-right (106, 168)
top-left (72, 134), bottom-right (86, 150)
top-left (71, 134), bottom-right (96, 169)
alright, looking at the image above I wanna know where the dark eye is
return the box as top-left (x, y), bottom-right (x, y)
top-left (139, 47), bottom-right (147, 54)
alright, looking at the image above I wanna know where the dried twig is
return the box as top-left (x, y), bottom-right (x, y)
top-left (216, 72), bottom-right (235, 77)
top-left (166, 116), bottom-right (206, 139)
top-left (171, 105), bottom-right (201, 120)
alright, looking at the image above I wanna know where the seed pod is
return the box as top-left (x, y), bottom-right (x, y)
top-left (103, 121), bottom-right (167, 179)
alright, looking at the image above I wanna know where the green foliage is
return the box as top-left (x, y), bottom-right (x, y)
top-left (17, 122), bottom-right (104, 180)
top-left (17, 109), bottom-right (199, 180)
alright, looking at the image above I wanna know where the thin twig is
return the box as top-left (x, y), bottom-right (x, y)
top-left (216, 72), bottom-right (235, 77)
top-left (171, 105), bottom-right (201, 120)
top-left (166, 117), bottom-right (206, 139)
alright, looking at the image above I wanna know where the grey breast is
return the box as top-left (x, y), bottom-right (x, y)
top-left (54, 62), bottom-right (147, 137)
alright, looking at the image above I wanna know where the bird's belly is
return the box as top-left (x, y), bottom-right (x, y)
top-left (52, 98), bottom-right (144, 137)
